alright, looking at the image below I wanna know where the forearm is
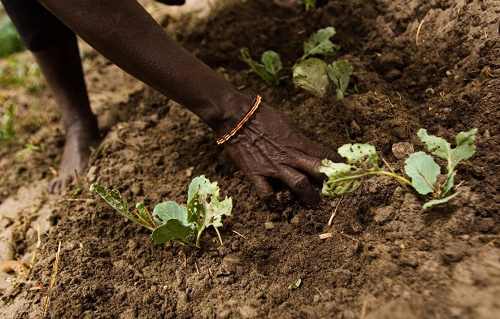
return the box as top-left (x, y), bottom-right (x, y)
top-left (37, 0), bottom-right (251, 136)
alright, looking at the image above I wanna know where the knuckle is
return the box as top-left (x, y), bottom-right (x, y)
top-left (292, 176), bottom-right (311, 192)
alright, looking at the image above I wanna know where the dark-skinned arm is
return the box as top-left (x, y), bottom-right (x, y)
top-left (37, 0), bottom-right (341, 204)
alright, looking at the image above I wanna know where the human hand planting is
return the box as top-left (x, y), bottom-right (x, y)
top-left (223, 103), bottom-right (342, 205)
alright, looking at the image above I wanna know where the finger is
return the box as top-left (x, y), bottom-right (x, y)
top-left (309, 146), bottom-right (343, 163)
top-left (277, 166), bottom-right (320, 206)
top-left (291, 151), bottom-right (325, 181)
top-left (247, 174), bottom-right (274, 202)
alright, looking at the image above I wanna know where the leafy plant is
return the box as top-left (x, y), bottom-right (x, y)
top-left (293, 58), bottom-right (329, 98)
top-left (0, 17), bottom-right (24, 58)
top-left (0, 103), bottom-right (15, 142)
top-left (239, 48), bottom-right (285, 86)
top-left (326, 60), bottom-right (353, 100)
top-left (301, 27), bottom-right (339, 60)
top-left (293, 58), bottom-right (352, 99)
top-left (319, 128), bottom-right (478, 209)
top-left (300, 0), bottom-right (316, 11)
top-left (90, 175), bottom-right (232, 247)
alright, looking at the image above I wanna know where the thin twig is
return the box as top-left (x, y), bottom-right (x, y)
top-left (232, 230), bottom-right (247, 239)
top-left (416, 19), bottom-right (425, 45)
top-left (328, 197), bottom-right (344, 227)
top-left (360, 301), bottom-right (367, 319)
top-left (194, 262), bottom-right (200, 274)
top-left (58, 198), bottom-right (93, 203)
top-left (214, 227), bottom-right (223, 246)
top-left (43, 242), bottom-right (62, 317)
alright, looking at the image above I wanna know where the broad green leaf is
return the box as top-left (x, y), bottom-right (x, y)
top-left (423, 192), bottom-right (459, 209)
top-left (326, 60), bottom-right (353, 100)
top-left (302, 27), bottom-right (338, 60)
top-left (404, 152), bottom-right (440, 195)
top-left (239, 48), bottom-right (279, 86)
top-left (319, 160), bottom-right (366, 196)
top-left (187, 176), bottom-right (233, 246)
top-left (151, 219), bottom-right (194, 245)
top-left (417, 128), bottom-right (477, 171)
top-left (153, 201), bottom-right (189, 226)
top-left (293, 58), bottom-right (328, 98)
top-left (89, 183), bottom-right (153, 229)
top-left (338, 143), bottom-right (379, 168)
top-left (261, 50), bottom-right (282, 77)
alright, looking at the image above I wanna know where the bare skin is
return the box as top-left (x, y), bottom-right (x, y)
top-left (32, 36), bottom-right (100, 194)
top-left (35, 0), bottom-right (340, 204)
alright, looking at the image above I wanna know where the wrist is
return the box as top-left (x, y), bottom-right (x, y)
top-left (199, 91), bottom-right (255, 138)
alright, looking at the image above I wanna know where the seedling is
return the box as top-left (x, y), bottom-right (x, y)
top-left (239, 48), bottom-right (285, 86)
top-left (301, 27), bottom-right (339, 60)
top-left (293, 58), bottom-right (352, 99)
top-left (326, 60), bottom-right (353, 100)
top-left (293, 58), bottom-right (329, 98)
top-left (90, 175), bottom-right (232, 247)
top-left (319, 128), bottom-right (477, 209)
top-left (0, 102), bottom-right (15, 142)
top-left (300, 0), bottom-right (316, 11)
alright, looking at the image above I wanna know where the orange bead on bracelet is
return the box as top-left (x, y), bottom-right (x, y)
top-left (216, 95), bottom-right (262, 145)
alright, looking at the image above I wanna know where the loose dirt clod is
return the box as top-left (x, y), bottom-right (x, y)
top-left (0, 260), bottom-right (29, 278)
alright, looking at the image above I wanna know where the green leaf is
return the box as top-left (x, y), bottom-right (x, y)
top-left (239, 48), bottom-right (280, 86)
top-left (292, 58), bottom-right (328, 98)
top-left (326, 60), bottom-right (353, 100)
top-left (404, 152), bottom-right (440, 195)
top-left (151, 219), bottom-right (194, 245)
top-left (153, 201), bottom-right (189, 226)
top-left (417, 128), bottom-right (477, 171)
top-left (302, 27), bottom-right (338, 60)
top-left (261, 51), bottom-right (282, 77)
top-left (187, 176), bottom-right (233, 246)
top-left (0, 17), bottom-right (25, 58)
top-left (1, 103), bottom-right (15, 142)
top-left (289, 278), bottom-right (302, 290)
top-left (423, 192), bottom-right (459, 209)
top-left (89, 183), bottom-right (153, 229)
top-left (338, 143), bottom-right (379, 168)
top-left (319, 160), bottom-right (365, 196)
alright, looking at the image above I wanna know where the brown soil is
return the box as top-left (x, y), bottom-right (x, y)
top-left (1, 0), bottom-right (499, 318)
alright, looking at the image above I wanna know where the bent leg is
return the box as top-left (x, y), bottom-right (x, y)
top-left (2, 0), bottom-right (99, 194)
top-left (34, 37), bottom-right (100, 195)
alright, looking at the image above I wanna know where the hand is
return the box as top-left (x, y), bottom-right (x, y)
top-left (224, 104), bottom-right (342, 205)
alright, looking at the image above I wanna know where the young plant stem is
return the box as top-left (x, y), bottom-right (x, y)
top-left (326, 170), bottom-right (413, 187)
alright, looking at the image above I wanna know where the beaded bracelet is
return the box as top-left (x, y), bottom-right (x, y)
top-left (216, 95), bottom-right (262, 145)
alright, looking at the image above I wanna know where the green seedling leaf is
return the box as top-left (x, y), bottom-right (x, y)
top-left (417, 128), bottom-right (477, 171)
top-left (338, 143), bottom-right (379, 168)
top-left (151, 219), bottom-right (194, 246)
top-left (319, 160), bottom-right (366, 196)
top-left (404, 152), bottom-right (440, 195)
top-left (326, 60), bottom-right (353, 100)
top-left (187, 175), bottom-right (233, 246)
top-left (293, 58), bottom-right (328, 98)
top-left (289, 278), bottom-right (302, 290)
top-left (89, 184), bottom-right (154, 230)
top-left (72, 186), bottom-right (83, 196)
top-left (423, 192), bottom-right (460, 209)
top-left (239, 48), bottom-right (282, 86)
top-left (261, 51), bottom-right (283, 77)
top-left (301, 0), bottom-right (316, 11)
top-left (302, 27), bottom-right (338, 60)
top-left (153, 201), bottom-right (189, 226)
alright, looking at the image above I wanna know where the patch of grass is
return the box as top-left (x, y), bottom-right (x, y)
top-left (0, 17), bottom-right (24, 58)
